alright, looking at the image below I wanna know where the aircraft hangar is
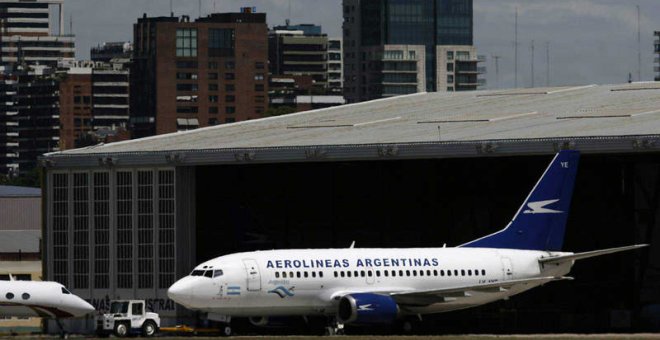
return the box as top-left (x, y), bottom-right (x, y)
top-left (41, 82), bottom-right (660, 333)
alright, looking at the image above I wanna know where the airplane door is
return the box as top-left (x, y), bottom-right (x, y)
top-left (243, 259), bottom-right (261, 291)
top-left (501, 257), bottom-right (514, 281)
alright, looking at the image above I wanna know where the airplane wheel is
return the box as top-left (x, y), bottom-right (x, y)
top-left (324, 326), bottom-right (335, 336)
top-left (142, 320), bottom-right (157, 337)
top-left (114, 323), bottom-right (129, 338)
top-left (222, 325), bottom-right (232, 337)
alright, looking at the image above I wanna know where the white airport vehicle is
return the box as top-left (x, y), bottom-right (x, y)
top-left (96, 300), bottom-right (160, 338)
top-left (0, 278), bottom-right (95, 337)
top-left (168, 150), bottom-right (647, 335)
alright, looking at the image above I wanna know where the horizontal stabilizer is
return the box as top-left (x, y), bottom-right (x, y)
top-left (539, 244), bottom-right (648, 266)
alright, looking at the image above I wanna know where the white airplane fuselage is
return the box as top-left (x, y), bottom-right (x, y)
top-left (169, 247), bottom-right (573, 317)
top-left (0, 281), bottom-right (95, 318)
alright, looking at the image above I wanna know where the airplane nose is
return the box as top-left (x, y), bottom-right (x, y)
top-left (168, 278), bottom-right (195, 308)
top-left (71, 298), bottom-right (96, 317)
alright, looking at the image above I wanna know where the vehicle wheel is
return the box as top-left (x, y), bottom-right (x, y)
top-left (222, 325), bottom-right (232, 336)
top-left (114, 323), bottom-right (129, 338)
top-left (142, 320), bottom-right (157, 337)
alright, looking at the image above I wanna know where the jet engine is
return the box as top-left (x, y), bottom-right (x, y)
top-left (337, 293), bottom-right (399, 324)
top-left (248, 316), bottom-right (289, 328)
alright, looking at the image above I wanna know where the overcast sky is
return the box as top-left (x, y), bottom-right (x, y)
top-left (65, 0), bottom-right (660, 89)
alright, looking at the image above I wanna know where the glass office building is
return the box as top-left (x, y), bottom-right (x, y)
top-left (358, 0), bottom-right (472, 92)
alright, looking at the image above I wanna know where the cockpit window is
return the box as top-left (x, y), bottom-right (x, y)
top-left (61, 287), bottom-right (71, 295)
top-left (190, 270), bottom-right (205, 276)
top-left (203, 270), bottom-right (213, 278)
top-left (213, 270), bottom-right (223, 278)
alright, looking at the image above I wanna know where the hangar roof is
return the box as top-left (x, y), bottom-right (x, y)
top-left (43, 83), bottom-right (660, 168)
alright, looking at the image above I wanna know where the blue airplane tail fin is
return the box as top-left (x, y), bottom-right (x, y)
top-left (460, 150), bottom-right (580, 251)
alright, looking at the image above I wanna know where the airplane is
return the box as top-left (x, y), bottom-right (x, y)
top-left (0, 277), bottom-right (95, 337)
top-left (168, 150), bottom-right (648, 335)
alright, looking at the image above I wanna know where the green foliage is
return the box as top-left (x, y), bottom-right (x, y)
top-left (264, 106), bottom-right (297, 117)
top-left (0, 167), bottom-right (41, 188)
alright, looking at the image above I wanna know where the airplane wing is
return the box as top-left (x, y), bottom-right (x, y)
top-left (539, 244), bottom-right (648, 266)
top-left (389, 276), bottom-right (571, 306)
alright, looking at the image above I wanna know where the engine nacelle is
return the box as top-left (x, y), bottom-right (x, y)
top-left (337, 293), bottom-right (399, 325)
top-left (248, 316), bottom-right (288, 328)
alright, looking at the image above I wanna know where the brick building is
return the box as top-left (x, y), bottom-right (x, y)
top-left (131, 12), bottom-right (269, 138)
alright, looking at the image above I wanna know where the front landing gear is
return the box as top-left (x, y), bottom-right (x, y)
top-left (221, 323), bottom-right (232, 336)
top-left (324, 318), bottom-right (344, 335)
top-left (55, 319), bottom-right (69, 339)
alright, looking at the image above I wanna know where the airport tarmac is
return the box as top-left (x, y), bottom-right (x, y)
top-left (5, 335), bottom-right (660, 340)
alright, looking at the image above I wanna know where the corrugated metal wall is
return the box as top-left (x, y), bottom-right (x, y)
top-left (0, 197), bottom-right (40, 230)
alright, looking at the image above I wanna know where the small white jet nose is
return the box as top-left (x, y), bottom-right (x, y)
top-left (168, 277), bottom-right (195, 308)
top-left (70, 297), bottom-right (96, 317)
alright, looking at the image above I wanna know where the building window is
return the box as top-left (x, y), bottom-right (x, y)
top-left (255, 62), bottom-right (265, 69)
top-left (447, 75), bottom-right (454, 84)
top-left (447, 63), bottom-right (454, 72)
top-left (209, 95), bottom-right (219, 103)
top-left (176, 28), bottom-right (198, 57)
top-left (208, 28), bottom-right (235, 57)
top-left (225, 95), bottom-right (235, 103)
top-left (225, 84), bottom-right (235, 92)
top-left (137, 171), bottom-right (154, 289)
top-left (225, 73), bottom-right (235, 80)
top-left (225, 61), bottom-right (235, 70)
top-left (226, 106), bottom-right (235, 114)
top-left (52, 173), bottom-right (68, 286)
top-left (209, 106), bottom-right (218, 114)
top-left (208, 61), bottom-right (218, 69)
top-left (208, 73), bottom-right (218, 80)
top-left (209, 84), bottom-right (218, 91)
top-left (254, 73), bottom-right (264, 81)
top-left (176, 61), bottom-right (198, 69)
top-left (116, 171), bottom-right (133, 289)
top-left (447, 51), bottom-right (454, 61)
top-left (254, 84), bottom-right (264, 92)
top-left (72, 173), bottom-right (89, 289)
top-left (176, 84), bottom-right (198, 92)
top-left (93, 172), bottom-right (110, 289)
top-left (225, 117), bottom-right (236, 123)
top-left (176, 106), bottom-right (199, 114)
top-left (176, 72), bottom-right (198, 80)
top-left (256, 106), bottom-right (264, 114)
top-left (255, 95), bottom-right (265, 103)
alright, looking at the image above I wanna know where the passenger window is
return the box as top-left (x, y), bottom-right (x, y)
top-left (447, 270), bottom-right (452, 277)
top-left (340, 271), bottom-right (345, 278)
top-left (132, 303), bottom-right (143, 315)
top-left (289, 272), bottom-right (294, 278)
top-left (439, 270), bottom-right (444, 276)
top-left (482, 269), bottom-right (486, 275)
top-left (461, 270), bottom-right (465, 276)
top-left (213, 269), bottom-right (223, 278)
top-left (360, 271), bottom-right (365, 277)
top-left (367, 271), bottom-right (372, 277)
top-left (333, 271), bottom-right (338, 278)
top-left (312, 272), bottom-right (316, 278)
top-left (6, 293), bottom-right (13, 300)
top-left (419, 270), bottom-right (424, 277)
top-left (319, 272), bottom-right (323, 278)
top-left (304, 272), bottom-right (308, 278)
top-left (296, 272), bottom-right (301, 278)
top-left (384, 271), bottom-right (389, 277)
top-left (399, 270), bottom-right (403, 277)
top-left (354, 271), bottom-right (358, 277)
top-left (412, 270), bottom-right (417, 276)
top-left (22, 293), bottom-right (30, 300)
top-left (347, 271), bottom-right (352, 278)
top-left (454, 270), bottom-right (459, 276)
top-left (475, 269), bottom-right (479, 276)
top-left (467, 270), bottom-right (472, 276)
top-left (376, 270), bottom-right (381, 277)
top-left (283, 272), bottom-right (288, 278)
top-left (275, 272), bottom-right (280, 278)
top-left (391, 270), bottom-right (396, 277)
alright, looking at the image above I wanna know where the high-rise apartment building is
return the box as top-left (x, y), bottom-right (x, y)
top-left (0, 0), bottom-right (74, 175)
top-left (131, 12), bottom-right (268, 138)
top-left (343, 0), bottom-right (479, 102)
top-left (328, 38), bottom-right (343, 94)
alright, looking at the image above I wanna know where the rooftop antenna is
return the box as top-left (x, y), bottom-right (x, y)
top-left (531, 40), bottom-right (535, 88)
top-left (637, 4), bottom-right (641, 81)
top-left (514, 7), bottom-right (518, 88)
top-left (69, 14), bottom-right (72, 36)
top-left (546, 42), bottom-right (550, 87)
top-left (213, 0), bottom-right (217, 13)
top-left (288, 0), bottom-right (292, 25)
top-left (492, 55), bottom-right (501, 89)
top-left (169, 0), bottom-right (173, 15)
